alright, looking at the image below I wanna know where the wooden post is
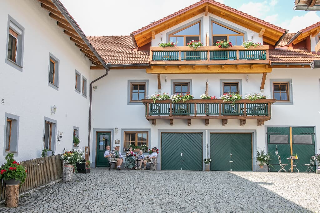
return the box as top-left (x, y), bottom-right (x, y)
top-left (157, 74), bottom-right (161, 92)
top-left (5, 185), bottom-right (19, 208)
top-left (205, 82), bottom-right (209, 96)
top-left (290, 127), bottom-right (293, 173)
top-left (236, 50), bottom-right (239, 60)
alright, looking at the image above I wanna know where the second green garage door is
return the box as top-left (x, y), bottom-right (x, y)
top-left (210, 133), bottom-right (252, 171)
top-left (161, 133), bottom-right (203, 171)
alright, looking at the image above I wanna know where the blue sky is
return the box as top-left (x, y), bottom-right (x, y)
top-left (60, 0), bottom-right (320, 36)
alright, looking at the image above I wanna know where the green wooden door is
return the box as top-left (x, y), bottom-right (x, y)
top-left (292, 127), bottom-right (315, 172)
top-left (267, 127), bottom-right (315, 172)
top-left (96, 132), bottom-right (111, 167)
top-left (161, 133), bottom-right (203, 171)
top-left (210, 133), bottom-right (252, 171)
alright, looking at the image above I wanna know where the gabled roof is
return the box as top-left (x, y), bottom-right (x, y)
top-left (132, 0), bottom-right (286, 47)
top-left (88, 36), bottom-right (150, 65)
top-left (289, 21), bottom-right (320, 45)
top-left (37, 0), bottom-right (107, 69)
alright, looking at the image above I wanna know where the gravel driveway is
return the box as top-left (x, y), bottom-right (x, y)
top-left (1, 169), bottom-right (319, 213)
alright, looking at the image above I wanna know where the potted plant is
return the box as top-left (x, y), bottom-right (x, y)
top-left (256, 150), bottom-right (270, 171)
top-left (187, 40), bottom-right (203, 50)
top-left (242, 41), bottom-right (262, 49)
top-left (41, 148), bottom-right (53, 157)
top-left (73, 136), bottom-right (80, 147)
top-left (245, 93), bottom-right (266, 101)
top-left (0, 153), bottom-right (27, 207)
top-left (158, 42), bottom-right (175, 47)
top-left (204, 158), bottom-right (211, 171)
top-left (220, 93), bottom-right (242, 103)
top-left (215, 40), bottom-right (232, 48)
top-left (61, 149), bottom-right (83, 181)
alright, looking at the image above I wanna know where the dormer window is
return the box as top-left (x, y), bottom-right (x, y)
top-left (169, 22), bottom-right (201, 46)
top-left (212, 21), bottom-right (244, 46)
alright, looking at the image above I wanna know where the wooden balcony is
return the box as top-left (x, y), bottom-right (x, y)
top-left (316, 40), bottom-right (320, 53)
top-left (150, 45), bottom-right (270, 65)
top-left (142, 99), bottom-right (276, 126)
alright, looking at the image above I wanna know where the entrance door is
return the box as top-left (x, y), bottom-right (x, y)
top-left (210, 133), bottom-right (252, 171)
top-left (161, 133), bottom-right (203, 171)
top-left (96, 132), bottom-right (111, 167)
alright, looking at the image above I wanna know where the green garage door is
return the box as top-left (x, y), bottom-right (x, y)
top-left (161, 133), bottom-right (203, 171)
top-left (267, 127), bottom-right (315, 172)
top-left (210, 133), bottom-right (252, 171)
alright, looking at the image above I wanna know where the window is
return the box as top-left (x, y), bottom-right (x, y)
top-left (82, 77), bottom-right (87, 97)
top-left (173, 82), bottom-right (190, 95)
top-left (169, 22), bottom-right (201, 46)
top-left (48, 54), bottom-right (59, 89)
top-left (223, 82), bottom-right (239, 94)
top-left (212, 21), bottom-right (244, 46)
top-left (273, 83), bottom-right (289, 101)
top-left (44, 118), bottom-right (56, 151)
top-left (6, 16), bottom-right (24, 70)
top-left (124, 132), bottom-right (148, 150)
top-left (75, 71), bottom-right (81, 92)
top-left (130, 82), bottom-right (146, 102)
top-left (5, 113), bottom-right (19, 153)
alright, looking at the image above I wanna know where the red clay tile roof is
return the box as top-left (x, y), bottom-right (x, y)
top-left (300, 21), bottom-right (320, 33)
top-left (270, 49), bottom-right (320, 64)
top-left (88, 36), bottom-right (149, 65)
top-left (276, 33), bottom-right (296, 47)
top-left (132, 0), bottom-right (286, 36)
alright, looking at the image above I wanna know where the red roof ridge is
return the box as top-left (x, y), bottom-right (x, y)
top-left (132, 0), bottom-right (286, 35)
top-left (299, 21), bottom-right (320, 33)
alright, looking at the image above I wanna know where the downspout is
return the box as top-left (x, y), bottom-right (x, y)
top-left (88, 67), bottom-right (110, 154)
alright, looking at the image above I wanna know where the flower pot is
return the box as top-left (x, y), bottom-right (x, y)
top-left (4, 179), bottom-right (21, 185)
top-left (260, 165), bottom-right (264, 169)
top-left (63, 164), bottom-right (74, 182)
top-left (4, 180), bottom-right (20, 208)
top-left (46, 151), bottom-right (53, 157)
top-left (205, 164), bottom-right (210, 171)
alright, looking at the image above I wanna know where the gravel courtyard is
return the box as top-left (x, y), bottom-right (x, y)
top-left (1, 169), bottom-right (320, 213)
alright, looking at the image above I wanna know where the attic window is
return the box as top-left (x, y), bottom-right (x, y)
top-left (212, 21), bottom-right (244, 46)
top-left (169, 22), bottom-right (201, 46)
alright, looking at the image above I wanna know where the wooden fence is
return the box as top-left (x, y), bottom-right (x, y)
top-left (0, 155), bottom-right (63, 201)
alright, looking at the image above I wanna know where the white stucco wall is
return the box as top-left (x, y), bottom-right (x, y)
top-left (311, 35), bottom-right (317, 52)
top-left (152, 12), bottom-right (262, 46)
top-left (91, 68), bottom-right (320, 169)
top-left (0, 0), bottom-right (92, 163)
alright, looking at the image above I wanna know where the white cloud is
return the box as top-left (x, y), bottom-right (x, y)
top-left (238, 2), bottom-right (270, 18)
top-left (215, 0), bottom-right (225, 3)
top-left (265, 14), bottom-right (278, 24)
top-left (269, 0), bottom-right (278, 7)
top-left (280, 12), bottom-right (320, 32)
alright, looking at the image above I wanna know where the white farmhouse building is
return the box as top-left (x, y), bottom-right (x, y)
top-left (1, 0), bottom-right (320, 172)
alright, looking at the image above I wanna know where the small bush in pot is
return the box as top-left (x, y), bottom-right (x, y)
top-left (0, 153), bottom-right (27, 184)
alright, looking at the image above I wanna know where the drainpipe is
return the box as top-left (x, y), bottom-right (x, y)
top-left (88, 67), bottom-right (110, 155)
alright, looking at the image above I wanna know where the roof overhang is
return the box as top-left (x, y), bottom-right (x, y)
top-left (132, 0), bottom-right (286, 47)
top-left (37, 0), bottom-right (108, 69)
top-left (294, 0), bottom-right (320, 11)
top-left (291, 22), bottom-right (320, 45)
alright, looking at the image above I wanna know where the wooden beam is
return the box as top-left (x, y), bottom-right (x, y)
top-left (222, 119), bottom-right (228, 126)
top-left (187, 119), bottom-right (191, 126)
top-left (260, 73), bottom-right (267, 90)
top-left (157, 74), bottom-right (161, 90)
top-left (311, 28), bottom-right (320, 37)
top-left (90, 65), bottom-right (104, 70)
top-left (40, 2), bottom-right (63, 17)
top-left (57, 22), bottom-right (77, 35)
top-left (146, 65), bottom-right (272, 74)
top-left (75, 44), bottom-right (96, 59)
top-left (49, 12), bottom-right (70, 26)
top-left (240, 119), bottom-right (246, 126)
top-left (152, 31), bottom-right (155, 39)
top-left (259, 28), bottom-right (265, 37)
top-left (152, 119), bottom-right (156, 125)
top-left (310, 0), bottom-right (317, 7)
top-left (64, 30), bottom-right (83, 42)
top-left (257, 120), bottom-right (264, 126)
top-left (205, 5), bottom-right (209, 16)
top-left (205, 119), bottom-right (209, 126)
top-left (71, 37), bottom-right (88, 49)
top-left (38, 0), bottom-right (55, 7)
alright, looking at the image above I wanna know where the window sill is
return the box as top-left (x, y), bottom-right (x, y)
top-left (75, 89), bottom-right (81, 94)
top-left (128, 101), bottom-right (144, 105)
top-left (82, 93), bottom-right (87, 98)
top-left (273, 101), bottom-right (293, 105)
top-left (5, 58), bottom-right (23, 71)
top-left (48, 83), bottom-right (59, 91)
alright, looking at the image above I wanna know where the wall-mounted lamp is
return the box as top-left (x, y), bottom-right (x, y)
top-left (51, 105), bottom-right (57, 115)
top-left (57, 131), bottom-right (63, 141)
top-left (115, 127), bottom-right (119, 134)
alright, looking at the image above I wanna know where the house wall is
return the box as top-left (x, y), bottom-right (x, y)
top-left (151, 13), bottom-right (262, 46)
top-left (91, 68), bottom-right (320, 169)
top-left (0, 0), bottom-right (92, 162)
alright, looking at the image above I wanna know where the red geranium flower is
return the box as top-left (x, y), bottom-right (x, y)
top-left (0, 170), bottom-right (6, 175)
top-left (25, 170), bottom-right (27, 173)
top-left (9, 167), bottom-right (14, 171)
top-left (12, 161), bottom-right (17, 164)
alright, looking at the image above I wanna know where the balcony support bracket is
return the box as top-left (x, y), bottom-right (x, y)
top-left (205, 119), bottom-right (209, 126)
top-left (187, 119), bottom-right (191, 126)
top-left (222, 119), bottom-right (228, 126)
top-left (152, 119), bottom-right (156, 125)
top-left (170, 119), bottom-right (173, 126)
top-left (257, 119), bottom-right (264, 126)
top-left (240, 119), bottom-right (246, 126)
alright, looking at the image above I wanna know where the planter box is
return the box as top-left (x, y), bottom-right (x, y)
top-left (256, 165), bottom-right (268, 172)
top-left (77, 168), bottom-right (90, 174)
top-left (46, 151), bottom-right (53, 157)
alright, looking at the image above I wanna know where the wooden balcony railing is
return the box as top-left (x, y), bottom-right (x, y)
top-left (142, 99), bottom-right (276, 126)
top-left (150, 46), bottom-right (270, 65)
